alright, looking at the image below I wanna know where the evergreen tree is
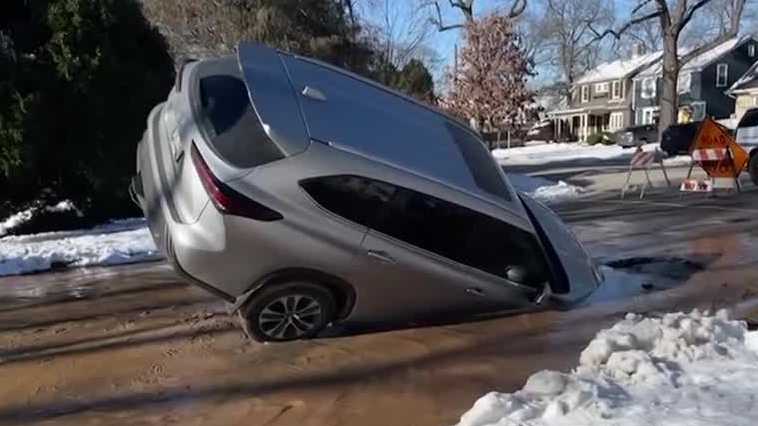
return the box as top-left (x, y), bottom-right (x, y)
top-left (0, 0), bottom-right (174, 218)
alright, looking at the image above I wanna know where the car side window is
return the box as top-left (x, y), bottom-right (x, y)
top-left (300, 176), bottom-right (397, 228)
top-left (376, 188), bottom-right (549, 287)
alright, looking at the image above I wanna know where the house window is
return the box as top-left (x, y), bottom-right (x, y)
top-left (691, 102), bottom-right (706, 121)
top-left (641, 107), bottom-right (660, 125)
top-left (609, 112), bottom-right (625, 130)
top-left (716, 63), bottom-right (729, 87)
top-left (749, 44), bottom-right (756, 58)
top-left (678, 72), bottom-right (692, 94)
top-left (641, 78), bottom-right (656, 99)
top-left (595, 82), bottom-right (609, 95)
top-left (611, 80), bottom-right (623, 99)
top-left (581, 85), bottom-right (590, 103)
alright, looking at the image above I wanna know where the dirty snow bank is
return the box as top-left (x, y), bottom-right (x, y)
top-left (509, 174), bottom-right (584, 204)
top-left (0, 218), bottom-right (159, 276)
top-left (457, 310), bottom-right (758, 426)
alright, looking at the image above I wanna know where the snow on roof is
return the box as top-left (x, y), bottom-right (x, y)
top-left (574, 51), bottom-right (663, 85)
top-left (637, 35), bottom-right (758, 78)
top-left (729, 60), bottom-right (758, 93)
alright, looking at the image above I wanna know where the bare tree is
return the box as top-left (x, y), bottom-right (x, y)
top-left (592, 0), bottom-right (748, 137)
top-left (679, 0), bottom-right (756, 43)
top-left (617, 19), bottom-right (663, 57)
top-left (540, 0), bottom-right (614, 87)
top-left (371, 0), bottom-right (434, 67)
top-left (443, 12), bottom-right (533, 148)
top-left (421, 0), bottom-right (528, 31)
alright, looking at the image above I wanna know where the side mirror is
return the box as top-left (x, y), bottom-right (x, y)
top-left (505, 265), bottom-right (529, 284)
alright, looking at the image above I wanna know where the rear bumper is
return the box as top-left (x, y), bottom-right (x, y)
top-left (135, 104), bottom-right (236, 302)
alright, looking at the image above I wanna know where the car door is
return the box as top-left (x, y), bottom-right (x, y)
top-left (519, 194), bottom-right (601, 305)
top-left (354, 184), bottom-right (547, 324)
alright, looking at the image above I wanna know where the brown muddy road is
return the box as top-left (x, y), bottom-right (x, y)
top-left (2, 188), bottom-right (758, 426)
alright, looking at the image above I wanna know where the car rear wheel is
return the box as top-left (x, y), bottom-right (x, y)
top-left (749, 154), bottom-right (758, 186)
top-left (239, 282), bottom-right (336, 342)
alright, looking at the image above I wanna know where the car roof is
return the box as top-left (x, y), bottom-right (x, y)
top-left (236, 42), bottom-right (514, 204)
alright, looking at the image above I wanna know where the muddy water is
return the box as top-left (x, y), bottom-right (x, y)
top-left (2, 194), bottom-right (758, 426)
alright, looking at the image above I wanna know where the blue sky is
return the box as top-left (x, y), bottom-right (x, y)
top-left (361, 0), bottom-right (638, 84)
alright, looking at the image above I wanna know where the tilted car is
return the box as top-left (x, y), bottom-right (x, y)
top-left (131, 43), bottom-right (602, 342)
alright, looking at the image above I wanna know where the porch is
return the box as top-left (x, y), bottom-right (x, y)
top-left (548, 108), bottom-right (625, 142)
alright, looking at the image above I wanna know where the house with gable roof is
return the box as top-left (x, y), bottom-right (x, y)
top-left (632, 35), bottom-right (758, 126)
top-left (548, 50), bottom-right (662, 142)
top-left (728, 59), bottom-right (758, 122)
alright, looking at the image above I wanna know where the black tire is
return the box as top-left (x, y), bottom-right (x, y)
top-left (239, 282), bottom-right (336, 342)
top-left (749, 153), bottom-right (758, 186)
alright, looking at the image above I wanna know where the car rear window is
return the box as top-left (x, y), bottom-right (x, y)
top-left (198, 75), bottom-right (284, 168)
top-left (445, 121), bottom-right (512, 201)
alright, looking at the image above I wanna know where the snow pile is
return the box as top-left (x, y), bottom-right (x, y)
top-left (0, 218), bottom-right (159, 276)
top-left (0, 200), bottom-right (82, 236)
top-left (508, 173), bottom-right (584, 204)
top-left (457, 310), bottom-right (758, 426)
top-left (493, 142), bottom-right (633, 166)
top-left (529, 181), bottom-right (583, 204)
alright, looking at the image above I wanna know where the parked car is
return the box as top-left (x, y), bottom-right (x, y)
top-left (131, 42), bottom-right (602, 342)
top-left (525, 120), bottom-right (555, 142)
top-left (660, 122), bottom-right (702, 156)
top-left (736, 108), bottom-right (758, 184)
top-left (614, 124), bottom-right (658, 147)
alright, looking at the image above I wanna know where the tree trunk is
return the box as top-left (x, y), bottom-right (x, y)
top-left (658, 31), bottom-right (679, 139)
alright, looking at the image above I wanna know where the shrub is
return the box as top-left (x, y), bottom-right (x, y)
top-left (0, 0), bottom-right (174, 220)
top-left (586, 131), bottom-right (616, 146)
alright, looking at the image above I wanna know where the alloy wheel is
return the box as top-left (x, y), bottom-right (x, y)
top-left (258, 294), bottom-right (323, 340)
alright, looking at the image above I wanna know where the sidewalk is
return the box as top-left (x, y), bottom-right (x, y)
top-left (528, 163), bottom-right (755, 198)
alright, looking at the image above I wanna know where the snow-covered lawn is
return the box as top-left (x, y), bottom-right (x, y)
top-left (0, 218), bottom-right (159, 276)
top-left (493, 142), bottom-right (691, 168)
top-left (457, 310), bottom-right (758, 426)
top-left (509, 173), bottom-right (584, 204)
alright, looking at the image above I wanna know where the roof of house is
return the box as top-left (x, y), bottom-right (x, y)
top-left (729, 60), bottom-right (758, 93)
top-left (636, 35), bottom-right (758, 78)
top-left (574, 51), bottom-right (663, 85)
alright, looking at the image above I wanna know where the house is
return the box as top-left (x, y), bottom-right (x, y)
top-left (549, 50), bottom-right (662, 142)
top-left (728, 60), bottom-right (758, 122)
top-left (632, 35), bottom-right (758, 126)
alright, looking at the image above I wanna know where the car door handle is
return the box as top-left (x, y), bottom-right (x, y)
top-left (366, 250), bottom-right (396, 264)
top-left (466, 287), bottom-right (486, 297)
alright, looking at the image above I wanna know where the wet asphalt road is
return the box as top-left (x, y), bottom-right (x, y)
top-left (1, 186), bottom-right (758, 426)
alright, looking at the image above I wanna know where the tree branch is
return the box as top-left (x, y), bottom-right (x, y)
top-left (426, 1), bottom-right (466, 31)
top-left (679, 0), bottom-right (714, 31)
top-left (508, 0), bottom-right (527, 18)
top-left (588, 10), bottom-right (662, 42)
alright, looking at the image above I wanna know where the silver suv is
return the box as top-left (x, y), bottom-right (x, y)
top-left (132, 43), bottom-right (601, 342)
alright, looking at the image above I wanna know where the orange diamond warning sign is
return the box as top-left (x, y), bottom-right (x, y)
top-left (691, 118), bottom-right (749, 178)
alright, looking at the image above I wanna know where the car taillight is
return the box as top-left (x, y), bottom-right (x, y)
top-left (191, 143), bottom-right (283, 221)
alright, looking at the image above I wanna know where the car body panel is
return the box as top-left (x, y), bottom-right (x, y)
top-left (350, 230), bottom-right (537, 324)
top-left (736, 108), bottom-right (758, 152)
top-left (615, 124), bottom-right (657, 148)
top-left (519, 194), bottom-right (601, 305)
